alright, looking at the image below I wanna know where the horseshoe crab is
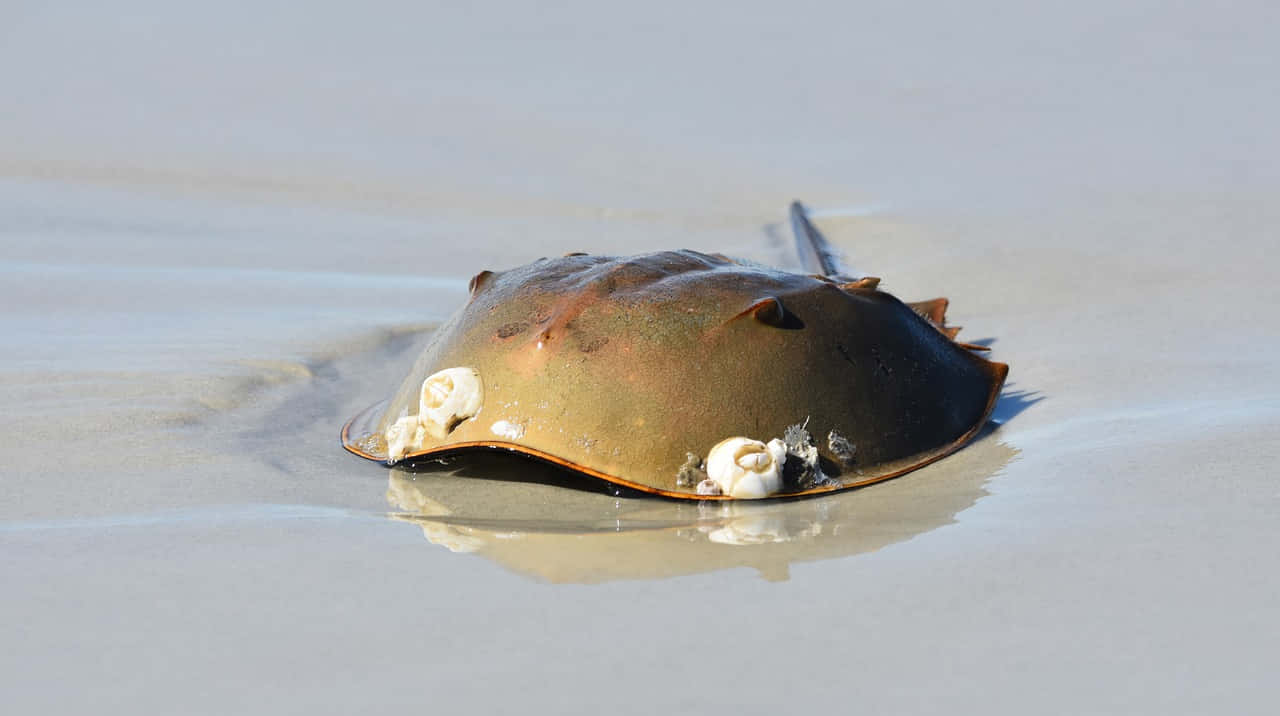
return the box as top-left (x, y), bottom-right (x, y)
top-left (343, 202), bottom-right (1008, 500)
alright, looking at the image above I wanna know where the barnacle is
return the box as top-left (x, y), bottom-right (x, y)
top-left (385, 414), bottom-right (427, 463)
top-left (419, 367), bottom-right (484, 439)
top-left (489, 419), bottom-right (525, 440)
top-left (706, 437), bottom-right (788, 499)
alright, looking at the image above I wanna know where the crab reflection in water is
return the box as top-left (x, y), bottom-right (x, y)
top-left (386, 425), bottom-right (1016, 583)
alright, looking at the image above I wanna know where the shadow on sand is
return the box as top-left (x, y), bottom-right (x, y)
top-left (992, 385), bottom-right (1043, 424)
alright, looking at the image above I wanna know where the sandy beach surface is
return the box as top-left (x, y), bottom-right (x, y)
top-left (3, 2), bottom-right (1279, 713)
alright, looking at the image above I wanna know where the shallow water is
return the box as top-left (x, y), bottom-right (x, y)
top-left (4, 2), bottom-right (1280, 714)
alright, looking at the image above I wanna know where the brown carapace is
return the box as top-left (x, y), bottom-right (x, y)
top-left (342, 202), bottom-right (1008, 499)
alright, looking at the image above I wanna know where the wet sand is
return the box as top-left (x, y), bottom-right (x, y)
top-left (3, 2), bottom-right (1279, 714)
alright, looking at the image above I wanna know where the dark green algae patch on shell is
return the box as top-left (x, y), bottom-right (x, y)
top-left (342, 239), bottom-right (1008, 500)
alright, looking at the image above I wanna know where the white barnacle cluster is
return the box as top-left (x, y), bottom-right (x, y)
top-left (704, 436), bottom-right (788, 499)
top-left (489, 419), bottom-right (525, 440)
top-left (385, 413), bottom-right (427, 463)
top-left (690, 419), bottom-right (851, 499)
top-left (383, 367), bottom-right (484, 462)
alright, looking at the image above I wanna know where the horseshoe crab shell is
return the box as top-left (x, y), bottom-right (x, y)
top-left (343, 202), bottom-right (1008, 500)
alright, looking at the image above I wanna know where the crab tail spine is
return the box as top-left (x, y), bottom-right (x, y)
top-left (790, 200), bottom-right (847, 277)
top-left (790, 200), bottom-right (873, 282)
